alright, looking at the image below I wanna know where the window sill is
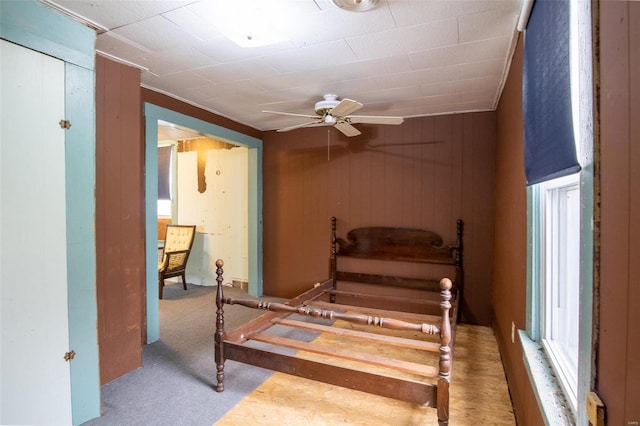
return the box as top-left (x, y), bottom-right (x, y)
top-left (518, 330), bottom-right (575, 425)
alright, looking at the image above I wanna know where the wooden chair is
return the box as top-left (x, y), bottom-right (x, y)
top-left (158, 224), bottom-right (196, 299)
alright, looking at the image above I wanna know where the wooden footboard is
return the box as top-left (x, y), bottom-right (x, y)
top-left (214, 258), bottom-right (455, 425)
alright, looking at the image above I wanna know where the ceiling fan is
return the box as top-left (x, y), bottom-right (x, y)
top-left (262, 94), bottom-right (404, 137)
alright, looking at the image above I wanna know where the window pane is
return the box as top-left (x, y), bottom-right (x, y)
top-left (542, 175), bottom-right (580, 409)
top-left (551, 185), bottom-right (579, 362)
top-left (157, 199), bottom-right (171, 217)
top-left (158, 145), bottom-right (172, 200)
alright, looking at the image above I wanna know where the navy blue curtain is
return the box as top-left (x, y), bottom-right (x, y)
top-left (523, 0), bottom-right (580, 185)
top-left (158, 146), bottom-right (171, 200)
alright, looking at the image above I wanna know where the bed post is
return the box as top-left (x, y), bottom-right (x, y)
top-left (329, 217), bottom-right (337, 303)
top-left (437, 277), bottom-right (452, 426)
top-left (214, 259), bottom-right (226, 392)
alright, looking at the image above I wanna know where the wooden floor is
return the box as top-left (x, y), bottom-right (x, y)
top-left (216, 324), bottom-right (515, 425)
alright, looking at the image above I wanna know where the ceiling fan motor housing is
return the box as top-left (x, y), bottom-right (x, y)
top-left (315, 94), bottom-right (340, 115)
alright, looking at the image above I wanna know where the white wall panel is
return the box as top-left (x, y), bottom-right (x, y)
top-left (177, 146), bottom-right (248, 286)
top-left (0, 40), bottom-right (72, 425)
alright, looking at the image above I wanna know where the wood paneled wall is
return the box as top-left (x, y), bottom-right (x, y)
top-left (95, 55), bottom-right (144, 384)
top-left (263, 114), bottom-right (496, 325)
top-left (599, 2), bottom-right (640, 423)
top-left (493, 36), bottom-right (545, 425)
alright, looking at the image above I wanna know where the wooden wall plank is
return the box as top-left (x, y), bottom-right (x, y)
top-left (468, 114), bottom-right (496, 325)
top-left (95, 55), bottom-right (143, 384)
top-left (599, 2), bottom-right (632, 424)
top-left (421, 117), bottom-right (436, 234)
top-left (625, 1), bottom-right (640, 421)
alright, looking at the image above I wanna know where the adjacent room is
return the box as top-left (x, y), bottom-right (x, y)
top-left (1, 1), bottom-right (638, 425)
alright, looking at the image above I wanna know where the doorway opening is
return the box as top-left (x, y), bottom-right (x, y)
top-left (144, 103), bottom-right (263, 343)
top-left (157, 121), bottom-right (249, 288)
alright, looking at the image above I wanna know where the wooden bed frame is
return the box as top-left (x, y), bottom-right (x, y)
top-left (214, 217), bottom-right (463, 425)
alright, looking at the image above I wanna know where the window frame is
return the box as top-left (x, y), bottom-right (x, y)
top-left (539, 173), bottom-right (581, 413)
top-left (521, 178), bottom-right (586, 424)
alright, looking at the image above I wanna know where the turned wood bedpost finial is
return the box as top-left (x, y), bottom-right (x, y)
top-left (215, 259), bottom-right (225, 314)
top-left (214, 259), bottom-right (225, 392)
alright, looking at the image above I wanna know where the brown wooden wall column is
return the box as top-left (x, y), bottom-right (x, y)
top-left (95, 54), bottom-right (145, 384)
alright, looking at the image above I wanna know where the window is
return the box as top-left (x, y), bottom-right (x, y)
top-left (158, 144), bottom-right (174, 217)
top-left (539, 174), bottom-right (580, 412)
top-left (157, 199), bottom-right (172, 217)
top-left (521, 173), bottom-right (584, 424)
top-left (519, 0), bottom-right (594, 424)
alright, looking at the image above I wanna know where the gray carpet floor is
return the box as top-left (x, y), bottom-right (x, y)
top-left (81, 284), bottom-right (285, 426)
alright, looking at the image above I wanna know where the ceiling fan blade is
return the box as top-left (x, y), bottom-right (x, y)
top-left (262, 110), bottom-right (319, 119)
top-left (277, 120), bottom-right (324, 132)
top-left (347, 115), bottom-right (404, 125)
top-left (330, 98), bottom-right (363, 117)
top-left (334, 122), bottom-right (362, 137)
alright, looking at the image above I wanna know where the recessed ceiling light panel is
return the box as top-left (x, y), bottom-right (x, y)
top-left (210, 0), bottom-right (289, 47)
top-left (329, 0), bottom-right (379, 12)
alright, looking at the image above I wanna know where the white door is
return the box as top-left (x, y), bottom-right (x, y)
top-left (0, 40), bottom-right (72, 424)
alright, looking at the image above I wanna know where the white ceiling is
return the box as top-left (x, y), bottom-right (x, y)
top-left (43, 0), bottom-right (525, 134)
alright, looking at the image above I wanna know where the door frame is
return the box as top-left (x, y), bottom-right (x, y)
top-left (143, 104), bottom-right (263, 343)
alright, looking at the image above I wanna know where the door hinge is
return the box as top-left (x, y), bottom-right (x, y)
top-left (64, 350), bottom-right (76, 361)
top-left (59, 119), bottom-right (72, 129)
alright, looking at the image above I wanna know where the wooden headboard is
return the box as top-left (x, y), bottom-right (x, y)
top-left (329, 217), bottom-right (463, 293)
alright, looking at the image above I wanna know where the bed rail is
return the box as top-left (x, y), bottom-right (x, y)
top-left (221, 297), bottom-right (442, 335)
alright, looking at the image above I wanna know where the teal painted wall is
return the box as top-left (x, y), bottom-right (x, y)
top-left (0, 1), bottom-right (100, 424)
top-left (65, 62), bottom-right (100, 425)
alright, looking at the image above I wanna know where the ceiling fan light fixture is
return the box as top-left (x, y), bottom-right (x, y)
top-left (329, 0), bottom-right (379, 12)
top-left (324, 115), bottom-right (337, 125)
